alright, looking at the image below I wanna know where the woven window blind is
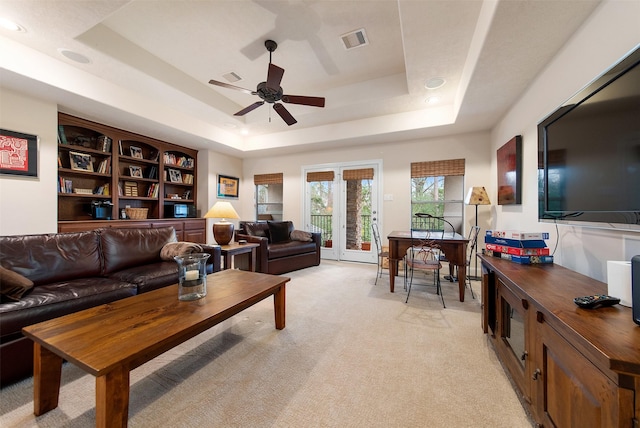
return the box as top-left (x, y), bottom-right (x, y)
top-left (411, 159), bottom-right (465, 178)
top-left (306, 171), bottom-right (335, 182)
top-left (342, 168), bottom-right (374, 180)
top-left (254, 173), bottom-right (283, 185)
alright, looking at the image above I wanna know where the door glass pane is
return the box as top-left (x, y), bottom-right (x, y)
top-left (310, 180), bottom-right (334, 248)
top-left (345, 178), bottom-right (372, 251)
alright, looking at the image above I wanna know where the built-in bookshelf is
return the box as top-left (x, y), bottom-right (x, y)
top-left (57, 113), bottom-right (198, 224)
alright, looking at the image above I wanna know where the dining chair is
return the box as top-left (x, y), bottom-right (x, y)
top-left (404, 213), bottom-right (445, 307)
top-left (371, 223), bottom-right (389, 285)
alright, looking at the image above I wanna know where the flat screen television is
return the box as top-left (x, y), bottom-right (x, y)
top-left (538, 45), bottom-right (640, 231)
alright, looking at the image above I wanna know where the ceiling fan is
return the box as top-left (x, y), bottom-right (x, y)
top-left (208, 40), bottom-right (325, 126)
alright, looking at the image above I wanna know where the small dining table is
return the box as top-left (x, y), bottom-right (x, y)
top-left (387, 230), bottom-right (470, 302)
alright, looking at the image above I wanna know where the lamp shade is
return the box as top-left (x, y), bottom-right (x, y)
top-left (204, 201), bottom-right (240, 245)
top-left (204, 201), bottom-right (240, 220)
top-left (465, 187), bottom-right (491, 206)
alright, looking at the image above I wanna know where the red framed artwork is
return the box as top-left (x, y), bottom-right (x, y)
top-left (0, 129), bottom-right (38, 177)
top-left (497, 135), bottom-right (522, 205)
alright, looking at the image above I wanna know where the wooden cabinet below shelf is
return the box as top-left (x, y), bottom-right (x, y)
top-left (58, 218), bottom-right (206, 243)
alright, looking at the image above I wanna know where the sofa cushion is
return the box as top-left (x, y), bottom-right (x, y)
top-left (245, 222), bottom-right (270, 240)
top-left (107, 261), bottom-right (182, 294)
top-left (160, 242), bottom-right (204, 261)
top-left (101, 227), bottom-right (177, 274)
top-left (0, 231), bottom-right (102, 286)
top-left (268, 221), bottom-right (294, 243)
top-left (268, 240), bottom-right (318, 259)
top-left (0, 266), bottom-right (34, 302)
top-left (0, 278), bottom-right (137, 339)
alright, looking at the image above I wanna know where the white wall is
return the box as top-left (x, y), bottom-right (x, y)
top-left (198, 150), bottom-right (243, 244)
top-left (0, 88), bottom-right (58, 235)
top-left (240, 131), bottom-right (492, 251)
top-left (491, 0), bottom-right (640, 281)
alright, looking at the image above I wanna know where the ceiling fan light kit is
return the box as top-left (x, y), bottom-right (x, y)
top-left (209, 40), bottom-right (325, 126)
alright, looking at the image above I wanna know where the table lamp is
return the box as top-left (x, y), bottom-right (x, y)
top-left (204, 201), bottom-right (240, 245)
top-left (465, 186), bottom-right (491, 279)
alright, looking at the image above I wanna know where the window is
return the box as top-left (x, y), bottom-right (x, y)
top-left (254, 173), bottom-right (283, 221)
top-left (411, 159), bottom-right (465, 232)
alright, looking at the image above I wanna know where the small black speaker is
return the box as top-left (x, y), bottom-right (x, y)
top-left (632, 255), bottom-right (640, 326)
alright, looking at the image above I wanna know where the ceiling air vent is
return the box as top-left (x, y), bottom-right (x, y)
top-left (222, 72), bottom-right (242, 83)
top-left (340, 28), bottom-right (368, 50)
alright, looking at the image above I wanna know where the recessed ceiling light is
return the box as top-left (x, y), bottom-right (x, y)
top-left (425, 96), bottom-right (440, 105)
top-left (0, 17), bottom-right (25, 32)
top-left (240, 129), bottom-right (249, 136)
top-left (425, 77), bottom-right (446, 90)
top-left (57, 48), bottom-right (91, 64)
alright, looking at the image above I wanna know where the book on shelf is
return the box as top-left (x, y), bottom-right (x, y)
top-left (486, 251), bottom-right (554, 264)
top-left (486, 230), bottom-right (550, 240)
top-left (57, 125), bottom-right (68, 145)
top-left (484, 235), bottom-right (547, 248)
top-left (97, 135), bottom-right (112, 152)
top-left (485, 243), bottom-right (550, 256)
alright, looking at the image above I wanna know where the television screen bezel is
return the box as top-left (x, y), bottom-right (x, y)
top-left (537, 45), bottom-right (640, 232)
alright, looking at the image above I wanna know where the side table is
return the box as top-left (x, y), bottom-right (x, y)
top-left (219, 242), bottom-right (260, 271)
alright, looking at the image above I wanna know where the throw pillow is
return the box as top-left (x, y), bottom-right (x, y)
top-left (267, 221), bottom-right (292, 243)
top-left (160, 242), bottom-right (204, 261)
top-left (0, 266), bottom-right (34, 302)
top-left (291, 230), bottom-right (313, 242)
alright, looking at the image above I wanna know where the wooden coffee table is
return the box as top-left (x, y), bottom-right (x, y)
top-left (22, 269), bottom-right (289, 428)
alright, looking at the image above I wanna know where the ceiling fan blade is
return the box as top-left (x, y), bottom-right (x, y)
top-left (282, 95), bottom-right (325, 108)
top-left (209, 79), bottom-right (256, 95)
top-left (266, 63), bottom-right (284, 91)
top-left (273, 103), bottom-right (297, 126)
top-left (234, 101), bottom-right (264, 116)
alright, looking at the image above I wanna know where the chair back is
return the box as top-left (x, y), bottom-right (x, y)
top-left (466, 226), bottom-right (481, 267)
top-left (372, 223), bottom-right (383, 254)
top-left (409, 213), bottom-right (444, 262)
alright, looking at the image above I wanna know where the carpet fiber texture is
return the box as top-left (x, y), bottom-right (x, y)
top-left (0, 260), bottom-right (532, 427)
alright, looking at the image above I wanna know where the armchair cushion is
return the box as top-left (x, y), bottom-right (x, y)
top-left (245, 222), bottom-right (270, 239)
top-left (0, 266), bottom-right (34, 302)
top-left (267, 221), bottom-right (294, 243)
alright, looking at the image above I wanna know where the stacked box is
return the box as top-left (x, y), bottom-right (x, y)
top-left (484, 230), bottom-right (553, 264)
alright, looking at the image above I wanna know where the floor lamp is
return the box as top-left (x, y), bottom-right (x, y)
top-left (465, 186), bottom-right (491, 280)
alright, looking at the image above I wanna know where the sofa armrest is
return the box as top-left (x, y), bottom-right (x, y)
top-left (311, 232), bottom-right (322, 265)
top-left (200, 244), bottom-right (222, 273)
top-left (235, 233), bottom-right (269, 273)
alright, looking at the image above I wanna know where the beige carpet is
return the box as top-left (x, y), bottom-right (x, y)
top-left (0, 261), bottom-right (532, 427)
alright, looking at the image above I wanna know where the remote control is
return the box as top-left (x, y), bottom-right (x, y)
top-left (574, 294), bottom-right (620, 309)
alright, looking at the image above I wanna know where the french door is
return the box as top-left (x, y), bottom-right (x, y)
top-left (303, 161), bottom-right (381, 263)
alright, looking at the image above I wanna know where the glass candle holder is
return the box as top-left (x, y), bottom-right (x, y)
top-left (174, 253), bottom-right (211, 301)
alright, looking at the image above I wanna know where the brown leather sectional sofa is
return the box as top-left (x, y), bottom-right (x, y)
top-left (235, 221), bottom-right (321, 275)
top-left (0, 227), bottom-right (221, 386)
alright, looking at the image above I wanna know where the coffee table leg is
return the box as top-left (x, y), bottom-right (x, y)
top-left (96, 366), bottom-right (130, 428)
top-left (274, 284), bottom-right (286, 330)
top-left (33, 342), bottom-right (62, 415)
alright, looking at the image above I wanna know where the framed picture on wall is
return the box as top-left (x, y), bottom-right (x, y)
top-left (217, 174), bottom-right (239, 198)
top-left (0, 129), bottom-right (38, 177)
top-left (497, 135), bottom-right (522, 205)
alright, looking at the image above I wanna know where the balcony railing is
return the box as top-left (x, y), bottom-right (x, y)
top-left (310, 214), bottom-right (371, 246)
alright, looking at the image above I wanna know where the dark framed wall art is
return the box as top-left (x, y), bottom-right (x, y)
top-left (497, 135), bottom-right (522, 205)
top-left (217, 174), bottom-right (239, 198)
top-left (0, 129), bottom-right (38, 177)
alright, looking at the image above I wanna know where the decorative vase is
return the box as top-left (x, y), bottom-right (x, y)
top-left (174, 253), bottom-right (211, 301)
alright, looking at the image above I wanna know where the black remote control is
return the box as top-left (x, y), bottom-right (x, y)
top-left (574, 294), bottom-right (620, 309)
